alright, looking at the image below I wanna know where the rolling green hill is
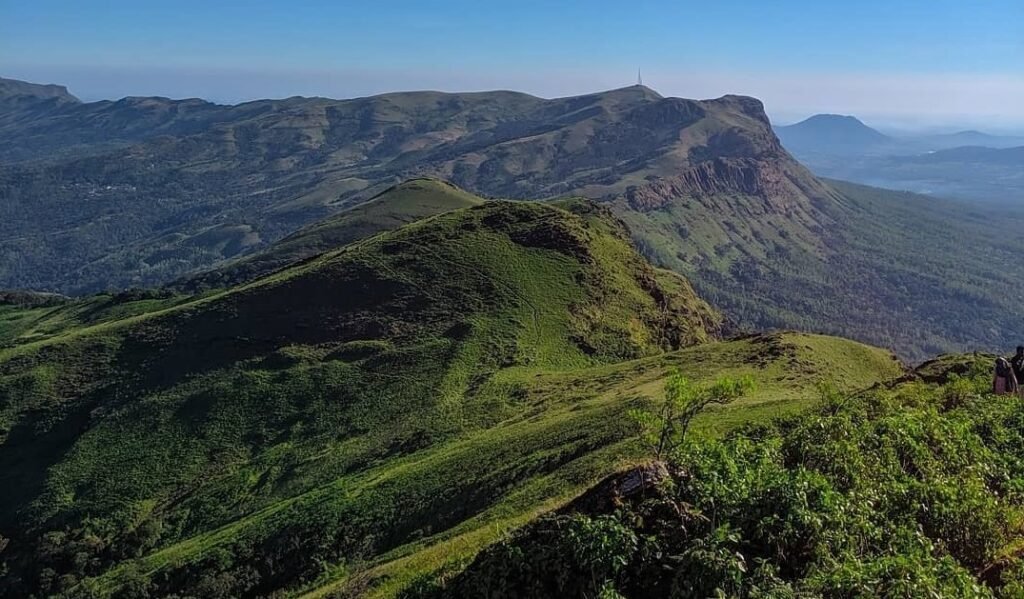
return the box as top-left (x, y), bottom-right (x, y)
top-left (0, 198), bottom-right (721, 596)
top-left (437, 355), bottom-right (1024, 599)
top-left (178, 178), bottom-right (485, 291)
top-left (0, 198), bottom-right (906, 598)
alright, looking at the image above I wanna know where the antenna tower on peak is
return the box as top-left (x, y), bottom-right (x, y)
top-left (637, 67), bottom-right (643, 86)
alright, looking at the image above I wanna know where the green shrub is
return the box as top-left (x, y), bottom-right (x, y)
top-left (444, 372), bottom-right (1024, 599)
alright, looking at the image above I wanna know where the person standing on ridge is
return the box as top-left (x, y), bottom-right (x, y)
top-left (1012, 346), bottom-right (1024, 397)
top-left (994, 357), bottom-right (1019, 395)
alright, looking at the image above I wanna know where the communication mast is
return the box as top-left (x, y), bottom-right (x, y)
top-left (637, 67), bottom-right (643, 86)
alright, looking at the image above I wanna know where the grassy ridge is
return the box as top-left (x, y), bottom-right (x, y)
top-left (179, 178), bottom-right (485, 292)
top-left (83, 332), bottom-right (897, 599)
top-left (308, 332), bottom-right (901, 598)
top-left (0, 197), bottom-right (729, 597)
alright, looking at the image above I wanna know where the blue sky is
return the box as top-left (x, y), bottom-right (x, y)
top-left (2, 0), bottom-right (1022, 129)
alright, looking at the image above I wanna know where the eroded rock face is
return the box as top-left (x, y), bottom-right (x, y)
top-left (624, 158), bottom-right (800, 211)
top-left (604, 92), bottom-right (835, 229)
top-left (560, 462), bottom-right (673, 515)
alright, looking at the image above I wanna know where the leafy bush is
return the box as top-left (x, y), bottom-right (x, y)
top-left (629, 372), bottom-right (754, 460)
top-left (441, 372), bottom-right (1024, 598)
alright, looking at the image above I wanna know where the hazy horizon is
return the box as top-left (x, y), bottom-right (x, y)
top-left (3, 0), bottom-right (1023, 134)
top-left (4, 64), bottom-right (1024, 136)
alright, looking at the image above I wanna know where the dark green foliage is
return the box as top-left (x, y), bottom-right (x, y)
top-left (438, 514), bottom-right (643, 599)
top-left (443, 370), bottom-right (1024, 598)
top-left (176, 178), bottom-right (485, 292)
top-left (0, 290), bottom-right (68, 307)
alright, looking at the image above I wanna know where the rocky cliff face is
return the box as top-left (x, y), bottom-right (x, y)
top-left (0, 77), bottom-right (79, 104)
top-left (618, 94), bottom-right (835, 213)
top-left (623, 157), bottom-right (827, 213)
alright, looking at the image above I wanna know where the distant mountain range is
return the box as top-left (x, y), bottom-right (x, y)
top-left (774, 114), bottom-right (892, 155)
top-left (922, 129), bottom-right (1024, 149)
top-left (3, 76), bottom-right (1024, 359)
top-left (0, 75), bottom-right (831, 294)
top-left (776, 113), bottom-right (1024, 156)
top-left (910, 144), bottom-right (1024, 166)
top-left (0, 77), bottom-right (78, 110)
top-left (774, 113), bottom-right (1024, 201)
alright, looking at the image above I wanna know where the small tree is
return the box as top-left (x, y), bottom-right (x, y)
top-left (629, 370), bottom-right (754, 460)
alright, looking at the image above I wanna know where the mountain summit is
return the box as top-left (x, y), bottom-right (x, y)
top-left (775, 113), bottom-right (891, 155)
top-left (0, 76), bottom-right (79, 105)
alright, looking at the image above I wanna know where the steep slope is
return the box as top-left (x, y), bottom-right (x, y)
top-left (623, 176), bottom-right (1024, 361)
top-left (180, 178), bottom-right (485, 291)
top-left (775, 113), bottom-right (892, 156)
top-left (0, 199), bottom-right (725, 596)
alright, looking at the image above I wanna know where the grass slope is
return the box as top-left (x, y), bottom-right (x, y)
top-left (179, 178), bottom-right (485, 291)
top-left (305, 332), bottom-right (901, 599)
top-left (0, 198), bottom-right (902, 598)
top-left (0, 198), bottom-right (728, 597)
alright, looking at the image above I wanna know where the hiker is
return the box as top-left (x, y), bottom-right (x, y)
top-left (994, 357), bottom-right (1019, 395)
top-left (1012, 347), bottom-right (1024, 389)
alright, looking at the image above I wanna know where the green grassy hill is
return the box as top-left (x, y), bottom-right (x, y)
top-left (0, 197), bottom-right (904, 598)
top-left (179, 178), bottom-right (485, 291)
top-left (0, 197), bottom-right (719, 597)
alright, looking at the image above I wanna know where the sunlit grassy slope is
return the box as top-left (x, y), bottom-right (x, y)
top-left (0, 186), bottom-right (902, 598)
top-left (179, 178), bottom-right (485, 291)
top-left (304, 332), bottom-right (902, 599)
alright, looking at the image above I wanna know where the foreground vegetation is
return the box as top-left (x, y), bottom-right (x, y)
top-left (0, 194), bottom-right (905, 598)
top-left (432, 356), bottom-right (1024, 598)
